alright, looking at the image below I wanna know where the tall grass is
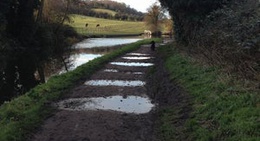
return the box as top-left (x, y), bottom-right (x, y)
top-left (0, 38), bottom-right (161, 141)
top-left (157, 44), bottom-right (259, 141)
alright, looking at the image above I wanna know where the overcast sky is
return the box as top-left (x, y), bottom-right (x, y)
top-left (112, 0), bottom-right (158, 12)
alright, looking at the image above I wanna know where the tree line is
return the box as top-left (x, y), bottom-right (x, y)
top-left (68, 0), bottom-right (144, 21)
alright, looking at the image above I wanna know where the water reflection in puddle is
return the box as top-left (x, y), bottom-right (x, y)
top-left (127, 53), bottom-right (150, 56)
top-left (133, 72), bottom-right (143, 75)
top-left (56, 96), bottom-right (155, 114)
top-left (103, 69), bottom-right (143, 75)
top-left (122, 57), bottom-right (152, 60)
top-left (110, 62), bottom-right (154, 67)
top-left (103, 69), bottom-right (118, 72)
top-left (84, 80), bottom-right (145, 87)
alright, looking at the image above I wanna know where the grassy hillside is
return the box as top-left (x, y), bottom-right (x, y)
top-left (68, 14), bottom-right (145, 36)
top-left (92, 8), bottom-right (117, 16)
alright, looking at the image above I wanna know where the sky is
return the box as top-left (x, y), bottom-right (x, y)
top-left (112, 0), bottom-right (158, 13)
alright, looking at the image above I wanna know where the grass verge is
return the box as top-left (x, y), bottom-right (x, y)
top-left (157, 44), bottom-right (259, 141)
top-left (0, 38), bottom-right (161, 141)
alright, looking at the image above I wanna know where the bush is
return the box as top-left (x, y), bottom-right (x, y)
top-left (193, 0), bottom-right (260, 80)
top-left (160, 0), bottom-right (259, 81)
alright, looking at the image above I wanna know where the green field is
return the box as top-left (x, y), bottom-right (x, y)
top-left (68, 14), bottom-right (145, 35)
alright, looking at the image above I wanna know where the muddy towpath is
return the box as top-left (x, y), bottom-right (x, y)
top-left (31, 44), bottom-right (160, 141)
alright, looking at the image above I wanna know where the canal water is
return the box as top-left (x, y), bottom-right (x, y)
top-left (68, 37), bottom-right (141, 69)
top-left (45, 37), bottom-right (142, 78)
top-left (70, 37), bottom-right (142, 69)
top-left (73, 37), bottom-right (142, 49)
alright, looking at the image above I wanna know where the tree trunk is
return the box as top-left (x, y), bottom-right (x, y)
top-left (37, 63), bottom-right (46, 83)
top-left (36, 0), bottom-right (45, 23)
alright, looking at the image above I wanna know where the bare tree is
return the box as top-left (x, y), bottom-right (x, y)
top-left (144, 3), bottom-right (165, 35)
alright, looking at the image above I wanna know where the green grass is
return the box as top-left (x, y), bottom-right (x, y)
top-left (157, 44), bottom-right (260, 141)
top-left (67, 14), bottom-right (145, 35)
top-left (0, 38), bottom-right (162, 141)
top-left (92, 8), bottom-right (117, 16)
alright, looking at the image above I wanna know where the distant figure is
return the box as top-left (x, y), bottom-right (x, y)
top-left (96, 24), bottom-right (100, 27)
top-left (150, 40), bottom-right (155, 51)
top-left (85, 23), bottom-right (88, 27)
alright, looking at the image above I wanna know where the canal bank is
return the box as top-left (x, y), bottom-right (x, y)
top-left (0, 39), bottom-right (162, 141)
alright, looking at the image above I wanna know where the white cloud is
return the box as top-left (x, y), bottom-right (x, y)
top-left (113, 0), bottom-right (158, 12)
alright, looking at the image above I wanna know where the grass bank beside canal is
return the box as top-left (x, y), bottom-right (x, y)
top-left (0, 38), bottom-right (161, 141)
top-left (156, 44), bottom-right (259, 141)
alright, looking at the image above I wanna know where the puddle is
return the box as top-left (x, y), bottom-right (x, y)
top-left (116, 71), bottom-right (143, 75)
top-left (122, 57), bottom-right (152, 60)
top-left (103, 69), bottom-right (118, 72)
top-left (84, 80), bottom-right (145, 87)
top-left (56, 96), bottom-right (155, 114)
top-left (133, 72), bottom-right (143, 74)
top-left (104, 69), bottom-right (144, 74)
top-left (127, 53), bottom-right (150, 56)
top-left (103, 69), bottom-right (143, 75)
top-left (124, 72), bottom-right (143, 75)
top-left (110, 62), bottom-right (154, 67)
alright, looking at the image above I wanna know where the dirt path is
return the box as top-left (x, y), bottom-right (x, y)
top-left (31, 44), bottom-right (159, 141)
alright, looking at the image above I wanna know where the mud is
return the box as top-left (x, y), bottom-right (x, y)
top-left (31, 45), bottom-right (159, 141)
top-left (30, 41), bottom-right (190, 141)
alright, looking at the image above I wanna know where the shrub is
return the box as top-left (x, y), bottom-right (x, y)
top-left (193, 0), bottom-right (260, 80)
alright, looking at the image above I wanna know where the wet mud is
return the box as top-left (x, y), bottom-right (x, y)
top-left (31, 45), bottom-right (159, 141)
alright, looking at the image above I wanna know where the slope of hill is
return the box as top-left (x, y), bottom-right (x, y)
top-left (68, 14), bottom-right (145, 36)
